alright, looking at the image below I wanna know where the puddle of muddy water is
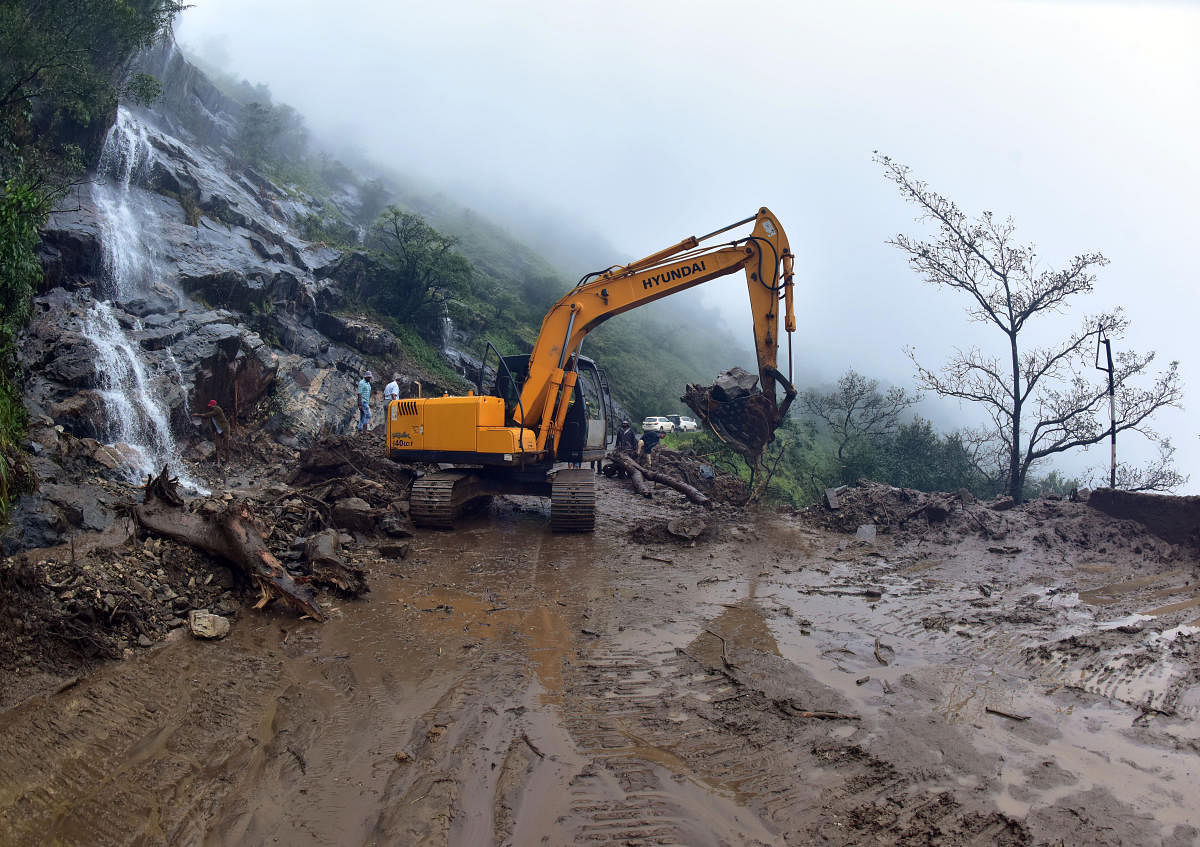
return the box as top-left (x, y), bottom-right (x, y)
top-left (682, 540), bottom-right (1200, 839)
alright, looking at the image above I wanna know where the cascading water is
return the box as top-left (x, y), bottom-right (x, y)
top-left (82, 303), bottom-right (184, 474)
top-left (87, 107), bottom-right (202, 489)
top-left (95, 108), bottom-right (158, 298)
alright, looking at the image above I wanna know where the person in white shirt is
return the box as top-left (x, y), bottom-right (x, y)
top-left (383, 373), bottom-right (401, 406)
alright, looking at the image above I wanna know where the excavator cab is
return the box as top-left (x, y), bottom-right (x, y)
top-left (492, 354), bottom-right (611, 465)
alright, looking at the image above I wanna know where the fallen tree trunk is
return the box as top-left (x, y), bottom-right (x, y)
top-left (609, 451), bottom-right (652, 497)
top-left (133, 467), bottom-right (325, 622)
top-left (609, 452), bottom-right (713, 509)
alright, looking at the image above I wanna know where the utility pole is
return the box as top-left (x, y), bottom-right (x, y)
top-left (1095, 325), bottom-right (1116, 488)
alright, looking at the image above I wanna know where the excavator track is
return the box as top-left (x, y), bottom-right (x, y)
top-left (550, 468), bottom-right (596, 533)
top-left (410, 471), bottom-right (491, 529)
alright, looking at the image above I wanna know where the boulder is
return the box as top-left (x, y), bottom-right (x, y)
top-left (379, 511), bottom-right (415, 538)
top-left (188, 609), bottom-right (231, 639)
top-left (988, 496), bottom-right (1016, 512)
top-left (315, 312), bottom-right (398, 356)
top-left (180, 270), bottom-right (273, 316)
top-left (711, 367), bottom-right (759, 402)
top-left (0, 493), bottom-right (68, 554)
top-left (379, 541), bottom-right (410, 560)
top-left (303, 529), bottom-right (342, 568)
top-left (40, 483), bottom-right (116, 532)
top-left (36, 213), bottom-right (104, 290)
top-left (48, 391), bottom-right (107, 439)
top-left (44, 332), bottom-right (103, 389)
top-left (331, 497), bottom-right (376, 533)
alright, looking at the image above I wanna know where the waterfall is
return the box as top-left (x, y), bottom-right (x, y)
top-left (95, 108), bottom-right (157, 299)
top-left (82, 303), bottom-right (190, 484)
top-left (87, 108), bottom-right (203, 490)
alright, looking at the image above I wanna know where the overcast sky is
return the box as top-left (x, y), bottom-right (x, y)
top-left (176, 0), bottom-right (1199, 489)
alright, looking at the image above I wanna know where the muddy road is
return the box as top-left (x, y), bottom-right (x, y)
top-left (1, 478), bottom-right (1198, 846)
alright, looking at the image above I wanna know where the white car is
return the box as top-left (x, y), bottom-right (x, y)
top-left (667, 415), bottom-right (699, 432)
top-left (642, 416), bottom-right (675, 433)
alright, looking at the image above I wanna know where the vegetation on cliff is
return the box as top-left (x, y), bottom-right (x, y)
top-left (0, 0), bottom-right (183, 513)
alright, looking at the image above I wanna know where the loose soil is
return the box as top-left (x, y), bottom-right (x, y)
top-left (1, 448), bottom-right (1198, 846)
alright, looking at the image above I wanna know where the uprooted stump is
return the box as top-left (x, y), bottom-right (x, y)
top-left (681, 367), bottom-right (780, 466)
top-left (609, 452), bottom-right (714, 509)
top-left (133, 466), bottom-right (327, 621)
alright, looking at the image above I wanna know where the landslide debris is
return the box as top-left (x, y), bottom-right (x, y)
top-left (0, 430), bottom-right (422, 705)
top-left (650, 448), bottom-right (750, 506)
top-left (797, 479), bottom-right (1193, 561)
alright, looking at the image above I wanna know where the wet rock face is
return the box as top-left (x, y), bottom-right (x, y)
top-left (185, 321), bottom-right (278, 413)
top-left (21, 38), bottom-right (407, 457)
top-left (37, 215), bottom-right (104, 291)
top-left (315, 313), bottom-right (398, 357)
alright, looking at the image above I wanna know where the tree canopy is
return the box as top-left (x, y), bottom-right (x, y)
top-left (364, 206), bottom-right (473, 326)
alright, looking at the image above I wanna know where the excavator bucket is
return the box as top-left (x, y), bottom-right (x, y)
top-left (681, 367), bottom-right (784, 465)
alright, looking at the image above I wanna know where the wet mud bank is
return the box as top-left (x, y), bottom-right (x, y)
top-left (1, 477), bottom-right (1199, 845)
top-left (1088, 488), bottom-right (1200, 550)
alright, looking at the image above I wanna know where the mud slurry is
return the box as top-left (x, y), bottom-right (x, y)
top-left (1, 479), bottom-right (1198, 845)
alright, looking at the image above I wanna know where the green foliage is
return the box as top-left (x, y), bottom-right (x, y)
top-left (363, 207), bottom-right (473, 330)
top-left (356, 177), bottom-right (390, 225)
top-left (801, 370), bottom-right (919, 469)
top-left (0, 170), bottom-right (46, 510)
top-left (0, 173), bottom-right (45, 354)
top-left (0, 370), bottom-right (31, 518)
top-left (1, 0), bottom-right (183, 161)
top-left (122, 72), bottom-right (163, 106)
top-left (882, 418), bottom-right (996, 496)
top-left (1022, 470), bottom-right (1083, 500)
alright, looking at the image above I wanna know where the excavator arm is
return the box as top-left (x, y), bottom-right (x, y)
top-left (515, 207), bottom-right (796, 454)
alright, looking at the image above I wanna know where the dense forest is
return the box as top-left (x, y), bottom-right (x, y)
top-left (0, 3), bottom-right (1097, 519)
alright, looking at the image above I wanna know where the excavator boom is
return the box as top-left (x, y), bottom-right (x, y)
top-left (516, 207), bottom-right (796, 454)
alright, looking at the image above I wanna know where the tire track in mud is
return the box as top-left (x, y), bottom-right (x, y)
top-left (554, 631), bottom-right (1033, 846)
top-left (365, 645), bottom-right (581, 846)
top-left (534, 528), bottom-right (1045, 847)
top-left (555, 644), bottom-right (782, 845)
top-left (0, 646), bottom-right (284, 846)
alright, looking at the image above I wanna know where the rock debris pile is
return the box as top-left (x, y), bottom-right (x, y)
top-left (797, 479), bottom-right (1194, 562)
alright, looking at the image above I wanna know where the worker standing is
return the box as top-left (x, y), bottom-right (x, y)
top-left (356, 371), bottom-right (373, 433)
top-left (194, 399), bottom-right (230, 466)
top-left (383, 372), bottom-right (400, 407)
top-left (616, 420), bottom-right (638, 454)
top-left (640, 426), bottom-right (661, 467)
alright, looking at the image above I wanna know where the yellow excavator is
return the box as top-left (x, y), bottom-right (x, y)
top-left (385, 207), bottom-right (797, 531)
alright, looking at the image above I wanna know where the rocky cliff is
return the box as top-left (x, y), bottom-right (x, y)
top-left (6, 42), bottom-right (451, 552)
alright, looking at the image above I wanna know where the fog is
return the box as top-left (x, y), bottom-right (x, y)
top-left (176, 0), bottom-right (1199, 490)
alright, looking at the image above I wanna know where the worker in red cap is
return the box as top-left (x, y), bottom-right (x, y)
top-left (194, 399), bottom-right (231, 466)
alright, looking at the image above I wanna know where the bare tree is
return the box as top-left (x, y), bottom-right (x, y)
top-left (878, 154), bottom-right (1184, 501)
top-left (802, 369), bottom-right (919, 467)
